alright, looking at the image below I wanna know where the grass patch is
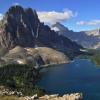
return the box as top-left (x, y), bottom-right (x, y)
top-left (0, 96), bottom-right (20, 100)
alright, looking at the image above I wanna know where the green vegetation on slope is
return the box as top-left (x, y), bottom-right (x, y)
top-left (79, 49), bottom-right (100, 66)
top-left (0, 64), bottom-right (45, 96)
top-left (91, 51), bottom-right (100, 66)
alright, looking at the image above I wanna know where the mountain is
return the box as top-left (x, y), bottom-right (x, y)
top-left (0, 5), bottom-right (82, 58)
top-left (52, 22), bottom-right (100, 49)
top-left (0, 6), bottom-right (38, 48)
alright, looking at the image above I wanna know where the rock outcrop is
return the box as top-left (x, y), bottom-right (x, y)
top-left (0, 6), bottom-right (36, 48)
top-left (0, 86), bottom-right (83, 100)
top-left (0, 86), bottom-right (23, 96)
top-left (21, 93), bottom-right (83, 100)
top-left (1, 46), bottom-right (69, 66)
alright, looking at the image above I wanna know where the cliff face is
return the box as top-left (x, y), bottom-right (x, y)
top-left (0, 6), bottom-right (38, 48)
top-left (0, 5), bottom-right (82, 55)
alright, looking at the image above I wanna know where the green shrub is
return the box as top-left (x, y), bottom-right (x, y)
top-left (91, 52), bottom-right (100, 66)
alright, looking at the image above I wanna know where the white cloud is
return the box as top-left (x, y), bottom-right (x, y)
top-left (77, 20), bottom-right (100, 26)
top-left (37, 9), bottom-right (76, 24)
top-left (0, 13), bottom-right (3, 21)
top-left (13, 2), bottom-right (20, 6)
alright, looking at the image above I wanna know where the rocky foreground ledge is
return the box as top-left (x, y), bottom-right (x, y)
top-left (0, 86), bottom-right (82, 100)
top-left (21, 93), bottom-right (83, 100)
top-left (0, 91), bottom-right (82, 100)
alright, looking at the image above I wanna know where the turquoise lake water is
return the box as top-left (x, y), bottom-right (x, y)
top-left (38, 59), bottom-right (100, 100)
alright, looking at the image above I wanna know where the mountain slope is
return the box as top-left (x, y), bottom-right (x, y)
top-left (1, 46), bottom-right (69, 66)
top-left (52, 22), bottom-right (100, 49)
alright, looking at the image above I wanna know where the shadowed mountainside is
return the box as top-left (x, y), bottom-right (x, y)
top-left (52, 22), bottom-right (100, 49)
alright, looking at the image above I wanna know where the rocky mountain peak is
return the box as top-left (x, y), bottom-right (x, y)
top-left (51, 22), bottom-right (69, 32)
top-left (6, 5), bottom-right (24, 15)
top-left (0, 5), bottom-right (40, 48)
top-left (84, 28), bottom-right (100, 37)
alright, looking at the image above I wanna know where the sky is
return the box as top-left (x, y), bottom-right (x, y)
top-left (0, 0), bottom-right (100, 32)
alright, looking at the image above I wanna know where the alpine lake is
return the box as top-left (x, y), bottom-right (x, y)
top-left (38, 58), bottom-right (100, 100)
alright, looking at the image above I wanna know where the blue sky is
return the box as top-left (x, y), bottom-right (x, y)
top-left (0, 0), bottom-right (100, 31)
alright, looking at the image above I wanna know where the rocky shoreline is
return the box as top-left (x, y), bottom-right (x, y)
top-left (19, 93), bottom-right (83, 100)
top-left (0, 86), bottom-right (83, 100)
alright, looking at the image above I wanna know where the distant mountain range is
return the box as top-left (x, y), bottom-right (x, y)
top-left (51, 22), bottom-right (100, 49)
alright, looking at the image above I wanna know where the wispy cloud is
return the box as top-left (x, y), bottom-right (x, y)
top-left (37, 9), bottom-right (76, 24)
top-left (0, 13), bottom-right (3, 21)
top-left (13, 2), bottom-right (20, 6)
top-left (77, 20), bottom-right (100, 26)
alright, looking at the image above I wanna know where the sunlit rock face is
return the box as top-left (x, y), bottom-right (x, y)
top-left (1, 46), bottom-right (69, 66)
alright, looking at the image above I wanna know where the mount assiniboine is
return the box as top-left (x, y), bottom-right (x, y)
top-left (0, 5), bottom-right (83, 66)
